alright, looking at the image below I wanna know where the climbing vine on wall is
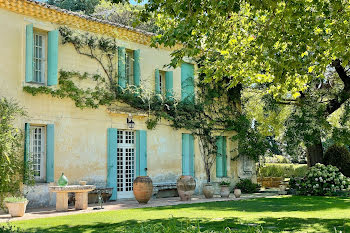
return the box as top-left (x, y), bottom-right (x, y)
top-left (23, 26), bottom-right (270, 182)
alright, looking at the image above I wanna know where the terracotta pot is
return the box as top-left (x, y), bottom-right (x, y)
top-left (220, 185), bottom-right (230, 198)
top-left (176, 175), bottom-right (196, 201)
top-left (202, 184), bottom-right (214, 198)
top-left (234, 188), bottom-right (241, 198)
top-left (279, 184), bottom-right (287, 192)
top-left (5, 201), bottom-right (28, 217)
top-left (133, 176), bottom-right (153, 204)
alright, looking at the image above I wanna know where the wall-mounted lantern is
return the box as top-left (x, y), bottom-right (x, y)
top-left (127, 114), bottom-right (135, 129)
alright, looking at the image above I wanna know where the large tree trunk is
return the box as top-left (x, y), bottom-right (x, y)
top-left (306, 137), bottom-right (323, 167)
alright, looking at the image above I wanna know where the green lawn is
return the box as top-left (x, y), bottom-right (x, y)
top-left (6, 196), bottom-right (350, 232)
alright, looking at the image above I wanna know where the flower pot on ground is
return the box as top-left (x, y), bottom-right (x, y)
top-left (176, 175), bottom-right (196, 201)
top-left (202, 183), bottom-right (214, 198)
top-left (234, 189), bottom-right (241, 198)
top-left (4, 197), bottom-right (28, 217)
top-left (133, 176), bottom-right (153, 204)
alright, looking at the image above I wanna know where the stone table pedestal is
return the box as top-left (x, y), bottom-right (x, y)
top-left (49, 185), bottom-right (95, 212)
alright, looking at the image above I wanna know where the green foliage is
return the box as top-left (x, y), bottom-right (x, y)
top-left (0, 98), bottom-right (33, 209)
top-left (0, 223), bottom-right (23, 233)
top-left (234, 179), bottom-right (259, 193)
top-left (324, 144), bottom-right (350, 177)
top-left (220, 181), bottom-right (230, 186)
top-left (4, 197), bottom-right (27, 203)
top-left (290, 164), bottom-right (350, 196)
top-left (47, 0), bottom-right (100, 15)
top-left (93, 0), bottom-right (160, 33)
top-left (258, 164), bottom-right (307, 178)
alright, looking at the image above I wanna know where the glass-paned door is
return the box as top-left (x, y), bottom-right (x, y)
top-left (116, 130), bottom-right (135, 199)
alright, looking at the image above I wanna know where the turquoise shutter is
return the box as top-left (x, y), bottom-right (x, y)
top-left (133, 49), bottom-right (140, 87)
top-left (107, 128), bottom-right (118, 200)
top-left (189, 134), bottom-right (195, 177)
top-left (24, 123), bottom-right (30, 165)
top-left (118, 47), bottom-right (126, 89)
top-left (47, 30), bottom-right (59, 86)
top-left (216, 136), bottom-right (223, 177)
top-left (136, 130), bottom-right (147, 176)
top-left (182, 134), bottom-right (189, 175)
top-left (181, 63), bottom-right (195, 102)
top-left (25, 24), bottom-right (34, 83)
top-left (182, 133), bottom-right (194, 176)
top-left (165, 71), bottom-right (173, 99)
top-left (155, 69), bottom-right (160, 94)
top-left (222, 136), bottom-right (227, 177)
top-left (46, 124), bottom-right (55, 182)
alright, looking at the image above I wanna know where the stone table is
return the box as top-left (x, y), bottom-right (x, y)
top-left (49, 185), bottom-right (95, 211)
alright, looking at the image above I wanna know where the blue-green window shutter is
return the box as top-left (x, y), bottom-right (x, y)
top-left (155, 69), bottom-right (160, 94)
top-left (118, 47), bottom-right (126, 89)
top-left (25, 24), bottom-right (34, 83)
top-left (107, 128), bottom-right (118, 200)
top-left (47, 30), bottom-right (59, 86)
top-left (24, 123), bottom-right (30, 165)
top-left (189, 134), bottom-right (195, 177)
top-left (133, 49), bottom-right (140, 87)
top-left (182, 134), bottom-right (189, 175)
top-left (136, 130), bottom-right (147, 176)
top-left (181, 63), bottom-right (195, 102)
top-left (182, 133), bottom-right (194, 176)
top-left (216, 136), bottom-right (223, 177)
top-left (165, 71), bottom-right (173, 99)
top-left (46, 124), bottom-right (55, 182)
top-left (222, 137), bottom-right (227, 177)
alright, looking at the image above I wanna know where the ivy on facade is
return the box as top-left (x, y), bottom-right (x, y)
top-left (23, 26), bottom-right (269, 182)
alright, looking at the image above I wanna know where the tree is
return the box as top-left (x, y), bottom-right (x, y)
top-left (140, 0), bottom-right (350, 166)
top-left (93, 0), bottom-right (160, 33)
top-left (47, 0), bottom-right (100, 15)
top-left (0, 98), bottom-right (30, 208)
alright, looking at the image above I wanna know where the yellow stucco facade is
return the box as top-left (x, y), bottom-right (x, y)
top-left (0, 0), bottom-right (255, 207)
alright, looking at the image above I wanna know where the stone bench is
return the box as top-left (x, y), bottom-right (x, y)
top-left (49, 185), bottom-right (95, 211)
top-left (153, 182), bottom-right (178, 198)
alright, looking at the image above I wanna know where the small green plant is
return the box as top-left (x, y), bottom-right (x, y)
top-left (235, 179), bottom-right (259, 193)
top-left (220, 181), bottom-right (230, 186)
top-left (0, 223), bottom-right (23, 233)
top-left (4, 197), bottom-right (27, 203)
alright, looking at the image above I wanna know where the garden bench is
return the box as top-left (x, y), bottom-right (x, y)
top-left (153, 182), bottom-right (178, 198)
top-left (49, 185), bottom-right (95, 211)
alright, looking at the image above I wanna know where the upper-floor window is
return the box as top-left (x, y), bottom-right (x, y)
top-left (33, 32), bottom-right (47, 84)
top-left (125, 50), bottom-right (134, 85)
top-left (158, 71), bottom-right (166, 96)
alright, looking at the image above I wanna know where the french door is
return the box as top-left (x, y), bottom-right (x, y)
top-left (116, 130), bottom-right (136, 199)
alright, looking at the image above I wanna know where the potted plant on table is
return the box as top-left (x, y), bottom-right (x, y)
top-left (4, 197), bottom-right (28, 217)
top-left (219, 181), bottom-right (231, 198)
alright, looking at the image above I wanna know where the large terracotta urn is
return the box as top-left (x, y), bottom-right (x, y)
top-left (202, 183), bottom-right (214, 199)
top-left (177, 175), bottom-right (196, 201)
top-left (133, 176), bottom-right (153, 204)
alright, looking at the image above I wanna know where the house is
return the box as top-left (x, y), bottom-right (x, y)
top-left (0, 0), bottom-right (256, 207)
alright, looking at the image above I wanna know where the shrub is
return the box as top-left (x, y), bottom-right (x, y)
top-left (0, 224), bottom-right (23, 233)
top-left (324, 144), bottom-right (350, 177)
top-left (258, 164), bottom-right (307, 178)
top-left (289, 163), bottom-right (350, 196)
top-left (235, 179), bottom-right (259, 193)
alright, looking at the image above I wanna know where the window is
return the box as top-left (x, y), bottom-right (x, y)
top-left (30, 126), bottom-right (46, 181)
top-left (33, 31), bottom-right (46, 84)
top-left (125, 50), bottom-right (134, 85)
top-left (159, 71), bottom-right (166, 96)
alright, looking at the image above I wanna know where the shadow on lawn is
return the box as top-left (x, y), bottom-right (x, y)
top-left (26, 217), bottom-right (350, 233)
top-left (141, 196), bottom-right (350, 213)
